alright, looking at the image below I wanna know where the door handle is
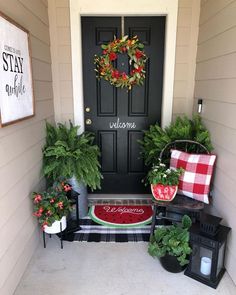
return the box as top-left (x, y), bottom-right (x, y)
top-left (86, 119), bottom-right (92, 125)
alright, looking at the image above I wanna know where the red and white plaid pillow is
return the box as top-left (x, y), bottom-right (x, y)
top-left (170, 149), bottom-right (216, 204)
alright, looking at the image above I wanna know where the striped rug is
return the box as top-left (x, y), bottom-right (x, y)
top-left (64, 216), bottom-right (154, 242)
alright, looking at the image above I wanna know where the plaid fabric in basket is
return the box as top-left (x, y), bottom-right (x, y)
top-left (170, 149), bottom-right (216, 204)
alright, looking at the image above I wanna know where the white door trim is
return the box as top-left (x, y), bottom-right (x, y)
top-left (69, 0), bottom-right (178, 132)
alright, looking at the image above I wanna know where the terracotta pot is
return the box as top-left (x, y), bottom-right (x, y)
top-left (151, 184), bottom-right (178, 201)
top-left (160, 254), bottom-right (186, 273)
top-left (44, 216), bottom-right (67, 234)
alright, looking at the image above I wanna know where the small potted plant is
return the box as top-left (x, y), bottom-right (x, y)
top-left (32, 180), bottom-right (72, 233)
top-left (148, 215), bottom-right (192, 273)
top-left (146, 160), bottom-right (184, 201)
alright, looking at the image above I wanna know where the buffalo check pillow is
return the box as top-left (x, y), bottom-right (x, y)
top-left (170, 149), bottom-right (216, 204)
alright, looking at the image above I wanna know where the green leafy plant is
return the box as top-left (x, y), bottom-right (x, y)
top-left (148, 215), bottom-right (192, 266)
top-left (32, 180), bottom-right (72, 230)
top-left (140, 115), bottom-right (213, 166)
top-left (146, 160), bottom-right (184, 186)
top-left (42, 121), bottom-right (102, 190)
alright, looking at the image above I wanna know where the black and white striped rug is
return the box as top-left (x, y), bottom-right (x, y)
top-left (63, 216), bottom-right (156, 242)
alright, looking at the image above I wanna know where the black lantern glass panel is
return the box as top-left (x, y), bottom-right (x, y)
top-left (216, 242), bottom-right (225, 276)
top-left (185, 222), bottom-right (230, 289)
top-left (190, 244), bottom-right (213, 278)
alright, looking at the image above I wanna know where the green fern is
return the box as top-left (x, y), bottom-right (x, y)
top-left (139, 115), bottom-right (213, 166)
top-left (42, 121), bottom-right (102, 190)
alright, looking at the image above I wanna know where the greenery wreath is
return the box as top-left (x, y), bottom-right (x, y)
top-left (94, 35), bottom-right (147, 90)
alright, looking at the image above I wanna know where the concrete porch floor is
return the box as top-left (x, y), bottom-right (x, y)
top-left (14, 236), bottom-right (236, 295)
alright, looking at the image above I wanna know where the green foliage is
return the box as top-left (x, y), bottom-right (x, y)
top-left (145, 160), bottom-right (184, 186)
top-left (148, 215), bottom-right (192, 266)
top-left (42, 121), bottom-right (102, 190)
top-left (139, 115), bottom-right (213, 166)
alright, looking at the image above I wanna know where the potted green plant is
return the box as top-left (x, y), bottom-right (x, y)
top-left (139, 115), bottom-right (213, 166)
top-left (148, 215), bottom-right (192, 273)
top-left (145, 160), bottom-right (184, 201)
top-left (32, 180), bottom-right (72, 233)
top-left (42, 121), bottom-right (103, 217)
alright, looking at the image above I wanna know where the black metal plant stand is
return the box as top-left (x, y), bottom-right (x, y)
top-left (42, 190), bottom-right (81, 248)
top-left (43, 221), bottom-right (64, 249)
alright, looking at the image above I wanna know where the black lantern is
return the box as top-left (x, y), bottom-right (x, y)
top-left (184, 213), bottom-right (231, 289)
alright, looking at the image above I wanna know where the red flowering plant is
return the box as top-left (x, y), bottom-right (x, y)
top-left (32, 180), bottom-right (72, 230)
top-left (94, 35), bottom-right (147, 90)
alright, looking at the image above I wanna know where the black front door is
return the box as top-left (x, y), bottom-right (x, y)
top-left (82, 16), bottom-right (165, 193)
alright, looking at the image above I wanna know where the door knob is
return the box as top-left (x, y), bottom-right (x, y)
top-left (85, 107), bottom-right (91, 113)
top-left (86, 119), bottom-right (92, 125)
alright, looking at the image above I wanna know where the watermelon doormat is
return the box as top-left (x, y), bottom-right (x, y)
top-left (62, 206), bottom-right (165, 242)
top-left (89, 205), bottom-right (153, 228)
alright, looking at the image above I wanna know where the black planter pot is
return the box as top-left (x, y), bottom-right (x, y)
top-left (160, 254), bottom-right (186, 273)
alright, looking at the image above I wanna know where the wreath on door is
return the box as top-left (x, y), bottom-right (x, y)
top-left (94, 35), bottom-right (147, 90)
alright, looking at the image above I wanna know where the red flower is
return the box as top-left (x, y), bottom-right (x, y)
top-left (64, 184), bottom-right (71, 192)
top-left (102, 49), bottom-right (108, 55)
top-left (135, 50), bottom-right (143, 59)
top-left (130, 69), bottom-right (136, 76)
top-left (34, 194), bottom-right (42, 204)
top-left (50, 198), bottom-right (55, 204)
top-left (33, 208), bottom-right (43, 217)
top-left (38, 207), bottom-right (44, 213)
top-left (46, 210), bottom-right (52, 216)
top-left (131, 66), bottom-right (143, 76)
top-left (136, 66), bottom-right (143, 73)
top-left (42, 221), bottom-right (49, 231)
top-left (109, 52), bottom-right (117, 61)
top-left (57, 202), bottom-right (64, 210)
top-left (111, 70), bottom-right (120, 79)
top-left (121, 72), bottom-right (128, 80)
top-left (33, 211), bottom-right (42, 218)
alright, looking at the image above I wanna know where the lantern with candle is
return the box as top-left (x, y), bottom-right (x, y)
top-left (184, 213), bottom-right (231, 288)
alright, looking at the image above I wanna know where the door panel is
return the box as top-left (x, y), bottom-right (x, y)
top-left (82, 16), bottom-right (165, 194)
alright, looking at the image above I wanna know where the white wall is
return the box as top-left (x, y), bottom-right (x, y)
top-left (173, 0), bottom-right (200, 118)
top-left (194, 0), bottom-right (236, 284)
top-left (0, 0), bottom-right (54, 294)
top-left (48, 0), bottom-right (74, 123)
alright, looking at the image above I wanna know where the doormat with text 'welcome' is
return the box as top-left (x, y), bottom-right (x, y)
top-left (89, 205), bottom-right (153, 228)
top-left (62, 206), bottom-right (159, 242)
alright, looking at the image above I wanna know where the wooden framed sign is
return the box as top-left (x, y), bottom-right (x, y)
top-left (0, 12), bottom-right (34, 127)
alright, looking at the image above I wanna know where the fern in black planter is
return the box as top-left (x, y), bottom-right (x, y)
top-left (139, 115), bottom-right (213, 166)
top-left (42, 121), bottom-right (102, 190)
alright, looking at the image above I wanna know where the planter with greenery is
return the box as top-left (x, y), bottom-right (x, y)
top-left (42, 121), bottom-right (102, 217)
top-left (32, 180), bottom-right (72, 233)
top-left (148, 215), bottom-right (192, 272)
top-left (145, 160), bottom-right (184, 201)
top-left (139, 115), bottom-right (213, 166)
